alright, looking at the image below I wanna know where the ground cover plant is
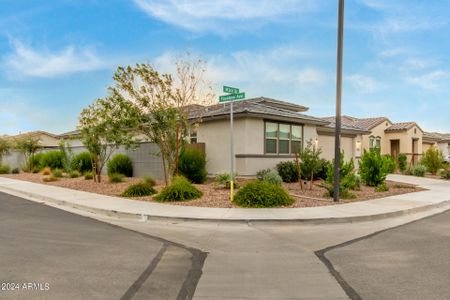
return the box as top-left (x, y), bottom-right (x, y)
top-left (233, 180), bottom-right (294, 208)
top-left (154, 176), bottom-right (202, 202)
top-left (412, 164), bottom-right (427, 177)
top-left (0, 165), bottom-right (10, 174)
top-left (108, 173), bottom-right (125, 183)
top-left (121, 181), bottom-right (156, 197)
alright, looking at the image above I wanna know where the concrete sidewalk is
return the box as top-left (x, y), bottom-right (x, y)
top-left (0, 174), bottom-right (449, 223)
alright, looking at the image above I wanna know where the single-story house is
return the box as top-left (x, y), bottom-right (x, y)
top-left (423, 132), bottom-right (450, 158)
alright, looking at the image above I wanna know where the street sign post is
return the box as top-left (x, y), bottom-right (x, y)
top-left (219, 86), bottom-right (246, 202)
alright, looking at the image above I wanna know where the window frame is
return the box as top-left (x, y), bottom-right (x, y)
top-left (264, 121), bottom-right (303, 155)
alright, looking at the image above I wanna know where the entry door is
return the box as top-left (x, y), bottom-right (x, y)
top-left (391, 140), bottom-right (400, 159)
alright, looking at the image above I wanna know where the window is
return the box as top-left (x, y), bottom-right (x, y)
top-left (369, 136), bottom-right (375, 149)
top-left (375, 137), bottom-right (381, 148)
top-left (265, 122), bottom-right (303, 154)
top-left (189, 127), bottom-right (198, 144)
top-left (370, 136), bottom-right (381, 149)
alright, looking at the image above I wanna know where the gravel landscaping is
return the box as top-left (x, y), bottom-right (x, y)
top-left (0, 173), bottom-right (425, 208)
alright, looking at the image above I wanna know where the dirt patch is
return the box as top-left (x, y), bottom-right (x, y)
top-left (1, 173), bottom-right (425, 208)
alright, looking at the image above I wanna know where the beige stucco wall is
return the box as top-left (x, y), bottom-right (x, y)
top-left (422, 142), bottom-right (435, 153)
top-left (317, 133), bottom-right (361, 167)
top-left (361, 120), bottom-right (392, 154)
top-left (385, 126), bottom-right (423, 163)
top-left (437, 142), bottom-right (449, 157)
top-left (36, 134), bottom-right (60, 147)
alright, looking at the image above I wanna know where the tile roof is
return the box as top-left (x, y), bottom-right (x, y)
top-left (423, 132), bottom-right (450, 142)
top-left (385, 122), bottom-right (421, 132)
top-left (322, 116), bottom-right (389, 131)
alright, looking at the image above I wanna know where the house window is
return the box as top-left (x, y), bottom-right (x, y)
top-left (370, 136), bottom-right (381, 149)
top-left (375, 137), bottom-right (381, 148)
top-left (265, 122), bottom-right (303, 154)
top-left (189, 127), bottom-right (198, 144)
top-left (369, 136), bottom-right (375, 149)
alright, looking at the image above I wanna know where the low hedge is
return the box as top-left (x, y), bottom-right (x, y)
top-left (154, 176), bottom-right (202, 202)
top-left (71, 152), bottom-right (93, 174)
top-left (107, 154), bottom-right (133, 177)
top-left (233, 180), bottom-right (294, 208)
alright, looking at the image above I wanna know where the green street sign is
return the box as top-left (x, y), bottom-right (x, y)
top-left (219, 92), bottom-right (246, 102)
top-left (223, 86), bottom-right (239, 94)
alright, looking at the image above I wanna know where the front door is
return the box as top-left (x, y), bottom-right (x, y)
top-left (391, 140), bottom-right (400, 159)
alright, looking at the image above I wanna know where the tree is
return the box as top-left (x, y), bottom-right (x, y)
top-left (14, 134), bottom-right (42, 171)
top-left (299, 140), bottom-right (322, 190)
top-left (0, 136), bottom-right (11, 165)
top-left (78, 92), bottom-right (138, 182)
top-left (111, 54), bottom-right (215, 185)
top-left (421, 147), bottom-right (443, 175)
top-left (359, 148), bottom-right (387, 186)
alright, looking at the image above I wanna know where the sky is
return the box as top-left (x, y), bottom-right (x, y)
top-left (0, 0), bottom-right (449, 135)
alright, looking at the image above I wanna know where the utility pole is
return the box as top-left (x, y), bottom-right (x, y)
top-left (333, 0), bottom-right (345, 202)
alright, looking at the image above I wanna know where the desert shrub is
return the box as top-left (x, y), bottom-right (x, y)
top-left (69, 170), bottom-right (81, 178)
top-left (51, 169), bottom-right (63, 178)
top-left (42, 167), bottom-right (51, 175)
top-left (315, 159), bottom-right (331, 180)
top-left (359, 149), bottom-right (388, 187)
top-left (154, 176), bottom-right (202, 202)
top-left (397, 153), bottom-right (408, 172)
top-left (440, 169), bottom-right (450, 180)
top-left (26, 152), bottom-right (45, 172)
top-left (412, 164), bottom-right (426, 177)
top-left (276, 161), bottom-right (299, 183)
top-left (421, 148), bottom-right (443, 175)
top-left (299, 141), bottom-right (322, 185)
top-left (233, 180), bottom-right (294, 208)
top-left (178, 148), bottom-right (207, 184)
top-left (108, 173), bottom-right (124, 183)
top-left (382, 154), bottom-right (397, 174)
top-left (256, 168), bottom-right (272, 180)
top-left (11, 168), bottom-right (20, 174)
top-left (262, 171), bottom-right (282, 185)
top-left (107, 154), bottom-right (133, 177)
top-left (43, 176), bottom-right (58, 182)
top-left (71, 152), bottom-right (93, 174)
top-left (341, 173), bottom-right (361, 190)
top-left (214, 173), bottom-right (238, 189)
top-left (143, 176), bottom-right (156, 187)
top-left (320, 182), bottom-right (356, 199)
top-left (84, 171), bottom-right (94, 180)
top-left (121, 182), bottom-right (156, 197)
top-left (325, 152), bottom-right (359, 191)
top-left (0, 165), bottom-right (10, 174)
top-left (41, 150), bottom-right (64, 170)
top-left (375, 182), bottom-right (389, 192)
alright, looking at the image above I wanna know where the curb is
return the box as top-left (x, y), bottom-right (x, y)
top-left (1, 184), bottom-right (449, 224)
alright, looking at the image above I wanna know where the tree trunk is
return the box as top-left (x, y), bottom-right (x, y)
top-left (310, 172), bottom-right (314, 190)
top-left (161, 153), bottom-right (168, 186)
top-left (294, 147), bottom-right (303, 191)
top-left (175, 125), bottom-right (180, 176)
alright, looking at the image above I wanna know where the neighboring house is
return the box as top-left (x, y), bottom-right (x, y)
top-left (189, 97), bottom-right (369, 176)
top-left (10, 131), bottom-right (61, 147)
top-left (423, 132), bottom-right (450, 158)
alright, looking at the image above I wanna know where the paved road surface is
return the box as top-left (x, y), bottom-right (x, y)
top-left (0, 192), bottom-right (205, 300)
top-left (323, 210), bottom-right (450, 300)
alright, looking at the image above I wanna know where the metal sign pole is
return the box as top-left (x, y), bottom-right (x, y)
top-left (230, 101), bottom-right (234, 202)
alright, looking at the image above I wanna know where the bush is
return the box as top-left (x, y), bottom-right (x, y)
top-left (421, 148), bottom-right (443, 175)
top-left (326, 152), bottom-right (359, 191)
top-left (375, 182), bottom-right (389, 192)
top-left (262, 171), bottom-right (282, 185)
top-left (143, 176), bottom-right (156, 187)
top-left (0, 165), bottom-right (10, 174)
top-left (41, 150), bottom-right (64, 170)
top-left (42, 167), bottom-right (51, 175)
top-left (69, 170), bottom-right (81, 178)
top-left (256, 168), bottom-right (272, 180)
top-left (154, 176), bottom-right (202, 202)
top-left (341, 173), bottom-right (361, 190)
top-left (178, 148), bottom-right (207, 184)
top-left (52, 169), bottom-right (63, 178)
top-left (359, 149), bottom-right (388, 187)
top-left (26, 152), bottom-right (45, 172)
top-left (320, 182), bottom-right (356, 199)
top-left (233, 180), bottom-right (294, 208)
top-left (382, 155), bottom-right (397, 174)
top-left (71, 152), bottom-right (93, 174)
top-left (107, 154), bottom-right (133, 177)
top-left (11, 168), bottom-right (20, 174)
top-left (299, 141), bottom-right (322, 183)
top-left (440, 169), bottom-right (450, 180)
top-left (276, 161), bottom-right (299, 183)
top-left (84, 171), bottom-right (94, 180)
top-left (397, 153), bottom-right (407, 172)
top-left (412, 164), bottom-right (426, 177)
top-left (108, 173), bottom-right (124, 183)
top-left (315, 159), bottom-right (331, 180)
top-left (121, 182), bottom-right (156, 197)
top-left (214, 173), bottom-right (238, 189)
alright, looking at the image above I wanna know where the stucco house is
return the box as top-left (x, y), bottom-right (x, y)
top-left (189, 97), bottom-right (368, 176)
top-left (423, 132), bottom-right (450, 158)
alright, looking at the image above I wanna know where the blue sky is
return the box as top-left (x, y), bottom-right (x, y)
top-left (1, 0), bottom-right (449, 135)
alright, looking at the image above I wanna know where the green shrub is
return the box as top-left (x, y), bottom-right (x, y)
top-left (233, 180), bottom-right (294, 208)
top-left (326, 152), bottom-right (355, 183)
top-left (41, 150), bottom-right (64, 170)
top-left (154, 176), bottom-right (202, 202)
top-left (71, 152), bottom-right (93, 173)
top-left (382, 154), bottom-right (397, 174)
top-left (0, 165), bottom-right (10, 174)
top-left (320, 182), bottom-right (356, 199)
top-left (326, 152), bottom-right (359, 192)
top-left (276, 161), bottom-right (299, 183)
top-left (440, 169), bottom-right (450, 180)
top-left (11, 168), bottom-right (20, 174)
top-left (421, 148), bottom-right (443, 175)
top-left (215, 173), bottom-right (237, 189)
top-left (397, 153), bottom-right (407, 172)
top-left (107, 154), bottom-right (133, 177)
top-left (121, 182), bottom-right (156, 197)
top-left (375, 182), bottom-right (389, 192)
top-left (262, 171), bottom-right (282, 185)
top-left (299, 141), bottom-right (322, 183)
top-left (69, 170), bottom-right (81, 178)
top-left (26, 152), bottom-right (45, 172)
top-left (84, 171), bottom-right (94, 180)
top-left (315, 159), bottom-right (331, 180)
top-left (52, 169), bottom-right (63, 178)
top-left (359, 149), bottom-right (388, 187)
top-left (256, 168), bottom-right (272, 180)
top-left (412, 164), bottom-right (426, 177)
top-left (341, 173), bottom-right (361, 190)
top-left (178, 148), bottom-right (207, 184)
top-left (143, 176), bottom-right (156, 187)
top-left (108, 173), bottom-right (124, 183)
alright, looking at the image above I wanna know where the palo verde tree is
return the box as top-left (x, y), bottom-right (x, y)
top-left (78, 92), bottom-right (138, 182)
top-left (0, 136), bottom-right (11, 165)
top-left (14, 134), bottom-right (42, 171)
top-left (111, 54), bottom-right (215, 185)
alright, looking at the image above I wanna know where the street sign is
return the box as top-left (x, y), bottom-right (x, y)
top-left (219, 92), bottom-right (245, 103)
top-left (223, 86), bottom-right (239, 94)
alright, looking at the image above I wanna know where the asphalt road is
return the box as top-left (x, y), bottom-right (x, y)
top-left (322, 210), bottom-right (450, 300)
top-left (0, 192), bottom-right (206, 300)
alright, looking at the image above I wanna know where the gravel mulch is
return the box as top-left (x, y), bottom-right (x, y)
top-left (1, 173), bottom-right (424, 208)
